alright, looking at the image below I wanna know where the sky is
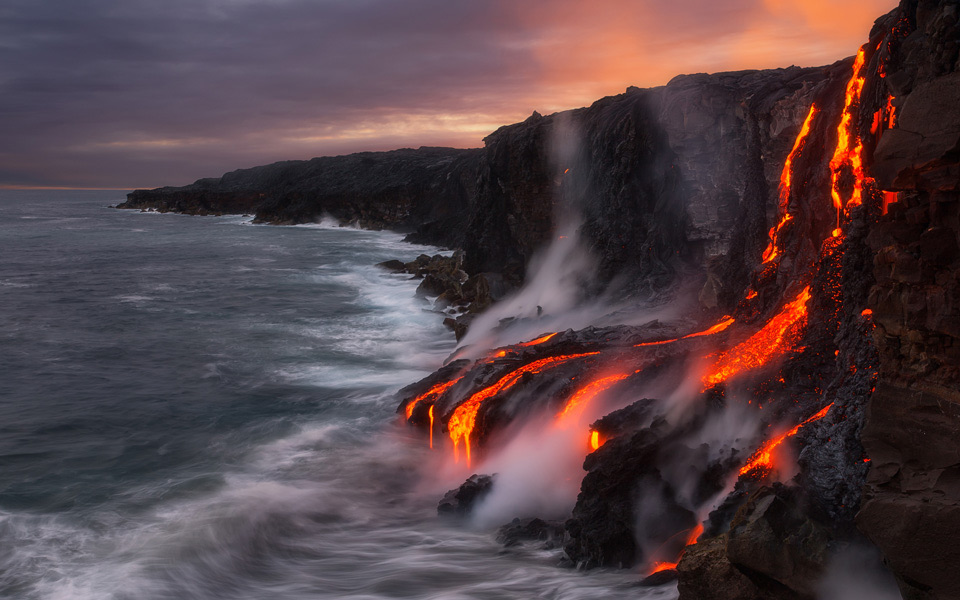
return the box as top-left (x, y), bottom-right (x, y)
top-left (0, 0), bottom-right (897, 189)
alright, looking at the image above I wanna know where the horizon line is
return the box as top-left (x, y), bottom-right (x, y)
top-left (0, 185), bottom-right (139, 191)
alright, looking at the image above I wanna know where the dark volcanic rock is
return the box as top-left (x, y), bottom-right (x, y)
top-left (120, 147), bottom-right (482, 249)
top-left (565, 414), bottom-right (698, 569)
top-left (496, 517), bottom-right (565, 549)
top-left (856, 1), bottom-right (960, 598)
top-left (437, 474), bottom-right (495, 517)
top-left (679, 486), bottom-right (835, 600)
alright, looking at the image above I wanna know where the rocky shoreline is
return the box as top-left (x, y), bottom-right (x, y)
top-left (121, 0), bottom-right (960, 597)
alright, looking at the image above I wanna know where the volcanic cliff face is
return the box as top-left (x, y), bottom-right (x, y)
top-left (856, 1), bottom-right (960, 597)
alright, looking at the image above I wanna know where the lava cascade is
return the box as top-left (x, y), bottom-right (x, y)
top-left (447, 352), bottom-right (599, 466)
top-left (703, 287), bottom-right (812, 388)
top-left (738, 403), bottom-right (834, 477)
top-left (829, 46), bottom-right (868, 223)
top-left (556, 372), bottom-right (632, 423)
top-left (762, 104), bottom-right (818, 264)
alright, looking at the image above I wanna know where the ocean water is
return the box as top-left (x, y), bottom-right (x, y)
top-left (0, 190), bottom-right (669, 600)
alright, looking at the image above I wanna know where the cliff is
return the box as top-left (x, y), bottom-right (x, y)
top-left (120, 147), bottom-right (482, 249)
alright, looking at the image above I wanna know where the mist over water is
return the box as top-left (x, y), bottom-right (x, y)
top-left (0, 191), bottom-right (669, 599)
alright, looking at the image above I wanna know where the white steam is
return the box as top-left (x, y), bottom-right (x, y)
top-left (817, 545), bottom-right (903, 600)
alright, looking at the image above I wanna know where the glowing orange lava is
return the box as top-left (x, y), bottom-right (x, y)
top-left (746, 290), bottom-right (758, 300)
top-left (762, 104), bottom-right (817, 264)
top-left (448, 352), bottom-right (599, 467)
top-left (557, 373), bottom-right (631, 423)
top-left (520, 332), bottom-right (558, 346)
top-left (428, 405), bottom-right (435, 449)
top-left (646, 523), bottom-right (704, 575)
top-left (634, 317), bottom-right (735, 348)
top-left (590, 430), bottom-right (601, 451)
top-left (703, 287), bottom-right (812, 388)
top-left (829, 46), bottom-right (868, 223)
top-left (404, 377), bottom-right (464, 420)
top-left (882, 191), bottom-right (899, 214)
top-left (738, 403), bottom-right (834, 477)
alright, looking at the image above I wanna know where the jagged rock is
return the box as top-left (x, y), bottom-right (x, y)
top-left (437, 474), bottom-right (495, 517)
top-left (565, 415), bottom-right (697, 569)
top-left (725, 486), bottom-right (831, 597)
top-left (677, 536), bottom-right (769, 600)
top-left (857, 383), bottom-right (960, 600)
top-left (495, 517), bottom-right (565, 549)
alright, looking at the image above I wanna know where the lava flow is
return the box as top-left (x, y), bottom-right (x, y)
top-left (404, 376), bottom-right (464, 420)
top-left (647, 523), bottom-right (705, 575)
top-left (556, 372), bottom-right (632, 424)
top-left (703, 286), bottom-right (812, 388)
top-left (634, 316), bottom-right (735, 348)
top-left (447, 352), bottom-right (600, 467)
top-left (739, 403), bottom-right (834, 478)
top-left (829, 46), bottom-right (868, 223)
top-left (762, 104), bottom-right (818, 264)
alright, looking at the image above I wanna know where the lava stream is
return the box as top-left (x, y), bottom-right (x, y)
top-left (738, 403), bottom-right (834, 477)
top-left (404, 377), bottom-right (464, 420)
top-left (647, 523), bottom-right (705, 575)
top-left (634, 316), bottom-right (735, 348)
top-left (447, 352), bottom-right (599, 467)
top-left (703, 286), bottom-right (812, 388)
top-left (556, 372), bottom-right (632, 424)
top-left (829, 46), bottom-right (868, 224)
top-left (762, 104), bottom-right (818, 264)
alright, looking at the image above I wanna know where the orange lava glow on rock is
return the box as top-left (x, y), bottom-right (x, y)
top-left (886, 95), bottom-right (897, 129)
top-left (861, 308), bottom-right (873, 316)
top-left (519, 332), bottom-right (558, 346)
top-left (405, 377), bottom-right (464, 420)
top-left (646, 523), bottom-right (704, 575)
top-left (448, 352), bottom-right (599, 467)
top-left (829, 46), bottom-right (868, 222)
top-left (739, 403), bottom-right (834, 477)
top-left (882, 191), bottom-right (899, 214)
top-left (703, 287), bottom-right (812, 388)
top-left (746, 290), bottom-right (758, 300)
top-left (634, 317), bottom-right (735, 348)
top-left (762, 104), bottom-right (817, 264)
top-left (557, 373), bottom-right (632, 423)
top-left (589, 430), bottom-right (602, 451)
top-left (428, 405), bottom-right (435, 449)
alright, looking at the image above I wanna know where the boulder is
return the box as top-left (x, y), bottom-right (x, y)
top-left (437, 474), bottom-right (495, 517)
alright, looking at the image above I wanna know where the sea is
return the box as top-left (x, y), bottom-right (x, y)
top-left (0, 190), bottom-right (670, 600)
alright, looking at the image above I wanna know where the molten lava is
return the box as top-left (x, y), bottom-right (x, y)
top-left (647, 523), bottom-right (705, 575)
top-left (557, 373), bottom-right (632, 423)
top-left (447, 352), bottom-right (600, 466)
top-left (634, 317), bottom-right (735, 348)
top-left (703, 287), bottom-right (812, 388)
top-left (519, 332), bottom-right (558, 347)
top-left (738, 403), bottom-right (834, 477)
top-left (404, 377), bottom-right (464, 420)
top-left (428, 405), bottom-right (435, 449)
top-left (762, 104), bottom-right (818, 264)
top-left (589, 430), bottom-right (601, 451)
top-left (829, 46), bottom-right (868, 222)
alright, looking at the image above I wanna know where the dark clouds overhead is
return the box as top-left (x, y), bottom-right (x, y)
top-left (0, 0), bottom-right (895, 188)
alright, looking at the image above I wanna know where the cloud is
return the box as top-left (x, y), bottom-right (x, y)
top-left (0, 0), bottom-right (897, 187)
